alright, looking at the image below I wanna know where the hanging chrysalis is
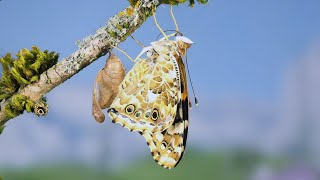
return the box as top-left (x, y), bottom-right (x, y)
top-left (92, 51), bottom-right (126, 123)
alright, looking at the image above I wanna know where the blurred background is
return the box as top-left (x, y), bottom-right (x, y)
top-left (1, 0), bottom-right (320, 179)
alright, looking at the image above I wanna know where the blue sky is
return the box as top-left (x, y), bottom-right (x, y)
top-left (1, 0), bottom-right (320, 101)
top-left (1, 0), bottom-right (320, 167)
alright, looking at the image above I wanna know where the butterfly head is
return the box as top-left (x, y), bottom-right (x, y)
top-left (140, 46), bottom-right (154, 57)
top-left (175, 36), bottom-right (193, 56)
top-left (150, 40), bottom-right (172, 55)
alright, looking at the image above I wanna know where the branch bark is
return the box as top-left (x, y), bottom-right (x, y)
top-left (0, 1), bottom-right (161, 127)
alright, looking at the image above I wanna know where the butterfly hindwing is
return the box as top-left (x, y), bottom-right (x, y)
top-left (142, 55), bottom-right (189, 169)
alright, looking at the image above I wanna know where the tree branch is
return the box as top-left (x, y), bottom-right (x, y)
top-left (0, 1), bottom-right (161, 127)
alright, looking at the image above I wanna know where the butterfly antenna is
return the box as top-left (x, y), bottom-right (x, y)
top-left (130, 35), bottom-right (145, 48)
top-left (185, 49), bottom-right (198, 106)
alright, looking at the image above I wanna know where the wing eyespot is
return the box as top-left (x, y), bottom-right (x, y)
top-left (152, 109), bottom-right (159, 121)
top-left (145, 110), bottom-right (151, 118)
top-left (125, 104), bottom-right (135, 114)
top-left (135, 110), bottom-right (142, 118)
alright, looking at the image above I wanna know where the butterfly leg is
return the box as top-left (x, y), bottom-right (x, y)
top-left (152, 7), bottom-right (169, 41)
top-left (111, 45), bottom-right (147, 63)
top-left (130, 35), bottom-right (145, 48)
top-left (133, 50), bottom-right (146, 62)
top-left (170, 5), bottom-right (179, 32)
top-left (111, 45), bottom-right (135, 62)
top-left (158, 5), bottom-right (180, 41)
top-left (132, 45), bottom-right (156, 62)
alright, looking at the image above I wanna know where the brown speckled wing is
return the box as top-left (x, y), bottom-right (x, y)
top-left (142, 56), bottom-right (189, 169)
top-left (108, 51), bottom-right (180, 133)
top-left (108, 39), bottom-right (192, 169)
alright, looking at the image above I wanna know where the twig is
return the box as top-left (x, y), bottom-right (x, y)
top-left (0, 1), bottom-right (161, 127)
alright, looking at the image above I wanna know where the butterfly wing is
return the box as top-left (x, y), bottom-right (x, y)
top-left (108, 53), bottom-right (180, 133)
top-left (142, 55), bottom-right (189, 169)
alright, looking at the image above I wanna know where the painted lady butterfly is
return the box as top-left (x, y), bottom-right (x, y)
top-left (108, 35), bottom-right (193, 169)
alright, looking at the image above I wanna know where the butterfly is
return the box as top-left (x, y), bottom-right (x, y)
top-left (92, 52), bottom-right (126, 123)
top-left (108, 35), bottom-right (194, 169)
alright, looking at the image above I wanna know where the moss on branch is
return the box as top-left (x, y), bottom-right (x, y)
top-left (129, 0), bottom-right (208, 7)
top-left (0, 47), bottom-right (56, 132)
top-left (0, 46), bottom-right (59, 101)
top-left (0, 0), bottom-right (208, 134)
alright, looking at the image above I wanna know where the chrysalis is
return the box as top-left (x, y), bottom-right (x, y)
top-left (92, 52), bottom-right (125, 123)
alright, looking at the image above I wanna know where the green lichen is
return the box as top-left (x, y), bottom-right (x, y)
top-left (0, 124), bottom-right (5, 134)
top-left (131, 0), bottom-right (208, 7)
top-left (3, 94), bottom-right (34, 118)
top-left (189, 0), bottom-right (208, 7)
top-left (128, 0), bottom-right (139, 6)
top-left (123, 22), bottom-right (130, 29)
top-left (108, 30), bottom-right (118, 38)
top-left (2, 94), bottom-right (49, 119)
top-left (0, 46), bottom-right (57, 120)
top-left (162, 0), bottom-right (187, 5)
top-left (4, 102), bottom-right (22, 119)
top-left (0, 46), bottom-right (59, 101)
top-left (78, 0), bottom-right (208, 49)
top-left (11, 94), bottom-right (28, 112)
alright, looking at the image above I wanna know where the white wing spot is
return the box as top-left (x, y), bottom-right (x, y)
top-left (159, 156), bottom-right (175, 165)
top-left (161, 144), bottom-right (166, 150)
top-left (155, 133), bottom-right (164, 142)
top-left (147, 90), bottom-right (157, 102)
top-left (174, 147), bottom-right (183, 153)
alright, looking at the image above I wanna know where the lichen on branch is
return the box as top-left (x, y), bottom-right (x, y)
top-left (0, 0), bottom-right (208, 135)
top-left (0, 0), bottom-right (163, 133)
top-left (0, 46), bottom-right (59, 101)
top-left (0, 47), bottom-right (57, 134)
top-left (129, 0), bottom-right (208, 7)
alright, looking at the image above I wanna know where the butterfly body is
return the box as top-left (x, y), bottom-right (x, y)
top-left (108, 36), bottom-right (193, 169)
